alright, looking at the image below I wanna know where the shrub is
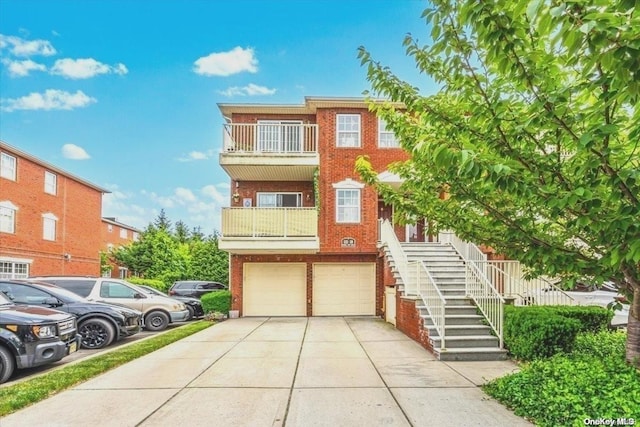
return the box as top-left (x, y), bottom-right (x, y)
top-left (504, 307), bottom-right (581, 360)
top-left (484, 331), bottom-right (640, 427)
top-left (126, 277), bottom-right (167, 292)
top-left (201, 291), bottom-right (231, 315)
top-left (548, 305), bottom-right (614, 333)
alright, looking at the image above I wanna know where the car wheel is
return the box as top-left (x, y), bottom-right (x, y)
top-left (145, 311), bottom-right (169, 331)
top-left (0, 346), bottom-right (15, 384)
top-left (185, 305), bottom-right (195, 321)
top-left (79, 318), bottom-right (116, 349)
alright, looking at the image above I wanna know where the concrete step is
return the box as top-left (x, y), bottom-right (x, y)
top-left (436, 347), bottom-right (508, 361)
top-left (442, 314), bottom-right (485, 325)
top-left (431, 335), bottom-right (499, 349)
top-left (431, 324), bottom-right (494, 337)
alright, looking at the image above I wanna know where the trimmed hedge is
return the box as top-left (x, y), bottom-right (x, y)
top-left (201, 290), bottom-right (231, 315)
top-left (126, 277), bottom-right (168, 292)
top-left (503, 305), bottom-right (615, 361)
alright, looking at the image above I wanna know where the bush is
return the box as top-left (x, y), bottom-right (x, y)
top-left (126, 277), bottom-right (167, 292)
top-left (201, 291), bottom-right (231, 315)
top-left (484, 331), bottom-right (640, 427)
top-left (548, 305), bottom-right (614, 333)
top-left (504, 307), bottom-right (581, 360)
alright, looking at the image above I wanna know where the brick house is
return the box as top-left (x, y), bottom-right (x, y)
top-left (101, 217), bottom-right (141, 278)
top-left (218, 97), bottom-right (417, 317)
top-left (0, 141), bottom-right (109, 278)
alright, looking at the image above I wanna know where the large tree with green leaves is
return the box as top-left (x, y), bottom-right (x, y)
top-left (356, 0), bottom-right (640, 363)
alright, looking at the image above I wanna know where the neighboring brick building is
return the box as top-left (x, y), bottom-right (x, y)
top-left (218, 97), bottom-right (416, 317)
top-left (0, 141), bottom-right (110, 278)
top-left (101, 217), bottom-right (141, 278)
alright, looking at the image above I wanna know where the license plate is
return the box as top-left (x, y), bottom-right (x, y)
top-left (69, 341), bottom-right (77, 354)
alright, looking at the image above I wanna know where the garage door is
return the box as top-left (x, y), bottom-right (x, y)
top-left (313, 263), bottom-right (376, 316)
top-left (243, 263), bottom-right (306, 316)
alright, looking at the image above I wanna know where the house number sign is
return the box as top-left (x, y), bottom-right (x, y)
top-left (341, 237), bottom-right (356, 247)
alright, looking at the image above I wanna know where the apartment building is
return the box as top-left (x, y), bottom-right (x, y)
top-left (0, 141), bottom-right (109, 278)
top-left (101, 217), bottom-right (141, 278)
top-left (218, 97), bottom-right (415, 317)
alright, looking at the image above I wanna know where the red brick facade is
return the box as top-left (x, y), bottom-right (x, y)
top-left (101, 218), bottom-right (140, 278)
top-left (0, 142), bottom-right (108, 277)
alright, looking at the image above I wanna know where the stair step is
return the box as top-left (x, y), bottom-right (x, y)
top-left (427, 324), bottom-right (493, 336)
top-left (436, 348), bottom-right (508, 361)
top-left (431, 335), bottom-right (499, 349)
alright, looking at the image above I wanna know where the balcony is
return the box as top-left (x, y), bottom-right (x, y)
top-left (219, 123), bottom-right (319, 181)
top-left (219, 207), bottom-right (319, 254)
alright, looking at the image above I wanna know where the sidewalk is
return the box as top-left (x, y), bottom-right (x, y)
top-left (1, 317), bottom-right (531, 426)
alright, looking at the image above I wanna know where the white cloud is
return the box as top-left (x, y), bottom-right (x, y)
top-left (218, 83), bottom-right (276, 97)
top-left (0, 34), bottom-right (56, 56)
top-left (217, 182), bottom-right (231, 189)
top-left (202, 184), bottom-right (226, 205)
top-left (1, 89), bottom-right (96, 112)
top-left (176, 149), bottom-right (215, 162)
top-left (148, 191), bottom-right (176, 209)
top-left (175, 187), bottom-right (197, 203)
top-left (62, 143), bottom-right (91, 160)
top-left (193, 46), bottom-right (258, 77)
top-left (50, 58), bottom-right (128, 79)
top-left (2, 59), bottom-right (46, 77)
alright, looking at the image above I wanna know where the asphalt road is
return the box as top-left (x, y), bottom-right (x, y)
top-left (2, 322), bottom-right (186, 387)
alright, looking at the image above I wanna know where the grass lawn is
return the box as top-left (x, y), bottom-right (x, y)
top-left (0, 320), bottom-right (213, 416)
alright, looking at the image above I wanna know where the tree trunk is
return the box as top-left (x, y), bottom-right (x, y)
top-left (625, 286), bottom-right (640, 366)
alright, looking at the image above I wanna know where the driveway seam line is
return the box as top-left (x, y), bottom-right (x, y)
top-left (281, 316), bottom-right (309, 426)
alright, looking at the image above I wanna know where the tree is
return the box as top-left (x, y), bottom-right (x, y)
top-left (188, 235), bottom-right (229, 284)
top-left (153, 209), bottom-right (172, 233)
top-left (174, 220), bottom-right (190, 244)
top-left (356, 0), bottom-right (640, 363)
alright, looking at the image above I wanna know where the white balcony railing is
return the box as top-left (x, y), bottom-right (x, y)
top-left (221, 207), bottom-right (317, 238)
top-left (223, 123), bottom-right (318, 154)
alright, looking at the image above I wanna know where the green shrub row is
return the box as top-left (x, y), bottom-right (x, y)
top-left (201, 290), bottom-right (231, 315)
top-left (126, 277), bottom-right (168, 292)
top-left (484, 331), bottom-right (640, 427)
top-left (503, 305), bottom-right (614, 361)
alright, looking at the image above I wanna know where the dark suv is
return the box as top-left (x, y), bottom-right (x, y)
top-left (168, 280), bottom-right (227, 299)
top-left (1, 280), bottom-right (142, 349)
top-left (0, 291), bottom-right (80, 384)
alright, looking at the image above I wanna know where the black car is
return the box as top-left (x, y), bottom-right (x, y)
top-left (0, 291), bottom-right (80, 384)
top-left (0, 280), bottom-right (142, 349)
top-left (168, 280), bottom-right (227, 299)
top-left (137, 285), bottom-right (204, 320)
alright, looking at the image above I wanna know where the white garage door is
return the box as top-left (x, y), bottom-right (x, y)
top-left (313, 263), bottom-right (376, 316)
top-left (243, 263), bottom-right (306, 316)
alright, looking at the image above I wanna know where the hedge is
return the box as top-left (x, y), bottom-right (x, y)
top-left (201, 291), bottom-right (231, 315)
top-left (126, 277), bottom-right (168, 292)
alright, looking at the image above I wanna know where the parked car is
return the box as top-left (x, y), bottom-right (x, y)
top-left (29, 277), bottom-right (189, 332)
top-left (136, 285), bottom-right (204, 320)
top-left (168, 280), bottom-right (227, 299)
top-left (0, 291), bottom-right (80, 384)
top-left (1, 280), bottom-right (142, 349)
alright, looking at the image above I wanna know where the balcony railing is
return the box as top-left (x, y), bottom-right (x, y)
top-left (221, 207), bottom-right (318, 238)
top-left (223, 123), bottom-right (318, 154)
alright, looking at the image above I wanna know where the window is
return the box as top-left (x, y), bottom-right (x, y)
top-left (0, 153), bottom-right (16, 181)
top-left (102, 268), bottom-right (112, 278)
top-left (8, 285), bottom-right (52, 305)
top-left (118, 268), bottom-right (128, 279)
top-left (333, 178), bottom-right (364, 223)
top-left (107, 243), bottom-right (114, 252)
top-left (257, 120), bottom-right (302, 152)
top-left (107, 224), bottom-right (113, 232)
top-left (42, 213), bottom-right (58, 241)
top-left (0, 201), bottom-right (17, 234)
top-left (120, 228), bottom-right (127, 239)
top-left (378, 119), bottom-right (399, 148)
top-left (0, 260), bottom-right (29, 279)
top-left (44, 171), bottom-right (57, 195)
top-left (100, 281), bottom-right (137, 298)
top-left (336, 114), bottom-right (361, 147)
top-left (133, 232), bottom-right (139, 241)
top-left (257, 192), bottom-right (302, 207)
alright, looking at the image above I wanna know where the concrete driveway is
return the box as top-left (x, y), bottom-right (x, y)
top-left (1, 317), bottom-right (530, 426)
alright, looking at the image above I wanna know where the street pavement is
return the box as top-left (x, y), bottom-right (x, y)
top-left (1, 317), bottom-right (531, 426)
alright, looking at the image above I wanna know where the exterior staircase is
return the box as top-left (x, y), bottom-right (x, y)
top-left (391, 242), bottom-right (507, 361)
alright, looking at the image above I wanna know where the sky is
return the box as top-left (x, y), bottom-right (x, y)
top-left (0, 0), bottom-right (435, 236)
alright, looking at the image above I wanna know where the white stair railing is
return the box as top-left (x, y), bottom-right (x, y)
top-left (412, 260), bottom-right (447, 349)
top-left (439, 230), bottom-right (487, 263)
top-left (379, 220), bottom-right (411, 293)
top-left (465, 262), bottom-right (505, 348)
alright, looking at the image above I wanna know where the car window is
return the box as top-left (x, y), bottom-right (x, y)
top-left (46, 279), bottom-right (95, 297)
top-left (176, 282), bottom-right (196, 290)
top-left (101, 281), bottom-right (137, 298)
top-left (0, 283), bottom-right (14, 300)
top-left (197, 283), bottom-right (221, 290)
top-left (9, 284), bottom-right (53, 305)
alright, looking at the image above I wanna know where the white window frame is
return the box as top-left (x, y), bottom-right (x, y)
top-left (256, 192), bottom-right (302, 208)
top-left (42, 212), bottom-right (58, 241)
top-left (119, 228), bottom-right (127, 239)
top-left (133, 232), bottom-right (139, 241)
top-left (0, 153), bottom-right (17, 181)
top-left (0, 258), bottom-right (31, 279)
top-left (336, 114), bottom-right (361, 147)
top-left (44, 171), bottom-right (57, 195)
top-left (107, 224), bottom-right (113, 232)
top-left (332, 179), bottom-right (365, 223)
top-left (378, 118), bottom-right (399, 148)
top-left (0, 201), bottom-right (18, 234)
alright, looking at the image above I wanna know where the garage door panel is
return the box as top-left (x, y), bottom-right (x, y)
top-left (244, 263), bottom-right (306, 316)
top-left (313, 263), bottom-right (375, 316)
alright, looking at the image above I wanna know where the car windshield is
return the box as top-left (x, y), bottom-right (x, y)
top-left (0, 292), bottom-right (11, 305)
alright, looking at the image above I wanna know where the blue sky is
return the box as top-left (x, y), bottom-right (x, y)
top-left (0, 0), bottom-right (434, 235)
